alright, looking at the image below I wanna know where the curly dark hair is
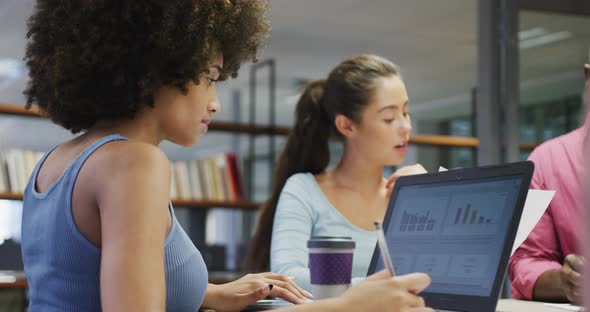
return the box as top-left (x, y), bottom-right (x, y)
top-left (23, 0), bottom-right (270, 133)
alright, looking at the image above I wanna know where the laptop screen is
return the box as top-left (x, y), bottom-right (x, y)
top-left (373, 175), bottom-right (522, 297)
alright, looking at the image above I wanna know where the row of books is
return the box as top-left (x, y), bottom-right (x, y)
top-left (0, 149), bottom-right (44, 194)
top-left (0, 148), bottom-right (245, 202)
top-left (170, 152), bottom-right (245, 201)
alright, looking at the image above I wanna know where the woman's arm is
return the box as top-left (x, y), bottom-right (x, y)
top-left (96, 142), bottom-right (172, 312)
top-left (276, 271), bottom-right (433, 312)
top-left (270, 181), bottom-right (315, 290)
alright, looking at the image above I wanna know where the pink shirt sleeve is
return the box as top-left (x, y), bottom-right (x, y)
top-left (583, 113), bottom-right (590, 311)
top-left (508, 153), bottom-right (563, 300)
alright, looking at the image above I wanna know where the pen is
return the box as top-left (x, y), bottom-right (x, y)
top-left (374, 221), bottom-right (396, 276)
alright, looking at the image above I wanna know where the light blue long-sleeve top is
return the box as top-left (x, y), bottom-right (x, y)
top-left (270, 172), bottom-right (377, 291)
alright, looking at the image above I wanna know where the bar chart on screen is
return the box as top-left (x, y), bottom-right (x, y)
top-left (390, 196), bottom-right (449, 237)
top-left (441, 192), bottom-right (508, 237)
top-left (400, 210), bottom-right (436, 232)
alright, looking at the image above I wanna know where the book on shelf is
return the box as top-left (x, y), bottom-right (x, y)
top-left (188, 160), bottom-right (204, 200)
top-left (169, 163), bottom-right (178, 199)
top-left (225, 153), bottom-right (244, 201)
top-left (0, 151), bottom-right (9, 193)
top-left (209, 157), bottom-right (223, 201)
top-left (0, 148), bottom-right (246, 204)
top-left (199, 158), bottom-right (215, 200)
top-left (169, 152), bottom-right (245, 202)
top-left (173, 161), bottom-right (192, 199)
top-left (0, 149), bottom-right (44, 194)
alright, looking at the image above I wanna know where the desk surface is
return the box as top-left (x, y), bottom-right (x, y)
top-left (239, 299), bottom-right (581, 312)
top-left (0, 285), bottom-right (579, 312)
top-left (497, 299), bottom-right (581, 312)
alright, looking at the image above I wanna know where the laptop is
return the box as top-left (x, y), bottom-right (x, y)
top-left (367, 161), bottom-right (533, 312)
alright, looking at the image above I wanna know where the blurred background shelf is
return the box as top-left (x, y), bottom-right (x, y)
top-left (0, 103), bottom-right (537, 150)
top-left (0, 192), bottom-right (261, 210)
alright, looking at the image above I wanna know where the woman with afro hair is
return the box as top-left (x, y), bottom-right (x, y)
top-left (20, 1), bottom-right (431, 311)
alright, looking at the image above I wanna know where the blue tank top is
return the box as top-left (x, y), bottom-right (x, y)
top-left (21, 134), bottom-right (209, 312)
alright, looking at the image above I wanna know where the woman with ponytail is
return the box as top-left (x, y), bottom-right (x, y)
top-left (245, 54), bottom-right (427, 290)
top-left (20, 1), bottom-right (433, 309)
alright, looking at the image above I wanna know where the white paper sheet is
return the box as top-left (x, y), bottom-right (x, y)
top-left (544, 303), bottom-right (584, 311)
top-left (437, 166), bottom-right (554, 255)
top-left (512, 189), bottom-right (555, 255)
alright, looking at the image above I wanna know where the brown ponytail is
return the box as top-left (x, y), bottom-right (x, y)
top-left (243, 80), bottom-right (332, 272)
top-left (243, 54), bottom-right (400, 272)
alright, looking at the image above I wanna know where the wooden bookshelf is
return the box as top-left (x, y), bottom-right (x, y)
top-left (0, 103), bottom-right (287, 136)
top-left (172, 199), bottom-right (261, 210)
top-left (409, 134), bottom-right (537, 151)
top-left (0, 192), bottom-right (261, 210)
top-left (518, 142), bottom-right (538, 151)
top-left (0, 103), bottom-right (43, 118)
top-left (211, 120), bottom-right (289, 136)
top-left (410, 134), bottom-right (478, 148)
top-left (0, 279), bottom-right (27, 289)
top-left (0, 103), bottom-right (538, 150)
top-left (0, 192), bottom-right (24, 201)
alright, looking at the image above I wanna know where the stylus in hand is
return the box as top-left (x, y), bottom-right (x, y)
top-left (374, 221), bottom-right (396, 277)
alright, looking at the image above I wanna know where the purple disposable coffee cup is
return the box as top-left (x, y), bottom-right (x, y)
top-left (307, 236), bottom-right (356, 299)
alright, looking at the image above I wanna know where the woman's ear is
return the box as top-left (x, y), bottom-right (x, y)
top-left (334, 114), bottom-right (356, 138)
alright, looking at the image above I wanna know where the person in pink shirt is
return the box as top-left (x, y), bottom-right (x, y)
top-left (584, 61), bottom-right (590, 311)
top-left (509, 56), bottom-right (589, 303)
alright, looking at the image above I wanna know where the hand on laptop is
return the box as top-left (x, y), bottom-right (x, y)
top-left (338, 270), bottom-right (433, 312)
top-left (386, 164), bottom-right (427, 196)
top-left (560, 254), bottom-right (584, 304)
top-left (202, 272), bottom-right (311, 311)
